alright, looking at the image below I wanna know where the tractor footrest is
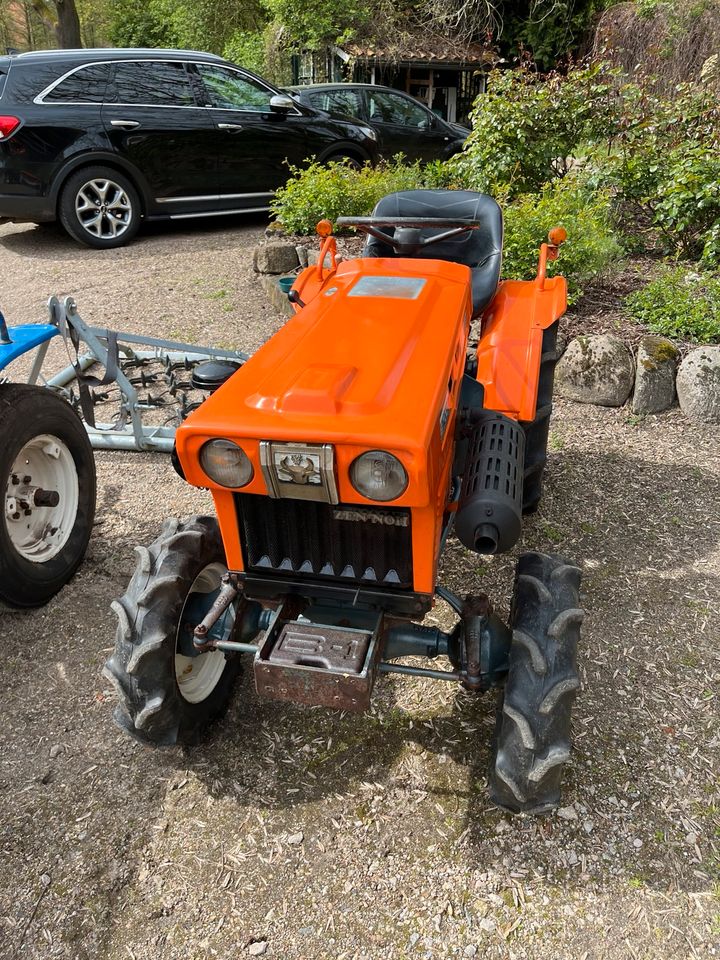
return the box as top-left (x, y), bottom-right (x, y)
top-left (254, 619), bottom-right (378, 712)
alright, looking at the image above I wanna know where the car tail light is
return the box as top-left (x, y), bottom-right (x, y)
top-left (0, 116), bottom-right (20, 139)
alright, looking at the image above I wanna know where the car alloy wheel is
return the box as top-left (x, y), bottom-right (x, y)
top-left (74, 177), bottom-right (133, 240)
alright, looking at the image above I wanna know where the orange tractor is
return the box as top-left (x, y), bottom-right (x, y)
top-left (105, 190), bottom-right (583, 814)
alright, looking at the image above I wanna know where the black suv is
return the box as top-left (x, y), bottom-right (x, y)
top-left (0, 49), bottom-right (379, 248)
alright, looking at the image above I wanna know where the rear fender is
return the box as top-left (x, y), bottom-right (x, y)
top-left (476, 274), bottom-right (567, 422)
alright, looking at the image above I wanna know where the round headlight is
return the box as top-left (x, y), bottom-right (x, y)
top-left (200, 439), bottom-right (253, 488)
top-left (350, 450), bottom-right (408, 502)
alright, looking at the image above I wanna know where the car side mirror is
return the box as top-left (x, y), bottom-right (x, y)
top-left (270, 94), bottom-right (295, 113)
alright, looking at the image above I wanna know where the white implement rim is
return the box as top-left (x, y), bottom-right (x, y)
top-left (5, 433), bottom-right (79, 562)
top-left (175, 562), bottom-right (231, 704)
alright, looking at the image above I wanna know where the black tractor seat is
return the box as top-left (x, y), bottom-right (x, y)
top-left (362, 189), bottom-right (503, 318)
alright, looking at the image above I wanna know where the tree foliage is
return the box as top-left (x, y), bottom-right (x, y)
top-left (452, 62), bottom-right (620, 196)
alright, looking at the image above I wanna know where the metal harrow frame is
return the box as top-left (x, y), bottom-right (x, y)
top-left (0, 296), bottom-right (248, 452)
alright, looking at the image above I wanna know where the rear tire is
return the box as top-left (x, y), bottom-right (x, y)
top-left (59, 165), bottom-right (141, 249)
top-left (489, 551), bottom-right (583, 814)
top-left (104, 516), bottom-right (241, 746)
top-left (0, 384), bottom-right (95, 607)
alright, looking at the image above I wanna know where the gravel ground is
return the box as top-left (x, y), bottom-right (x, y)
top-left (0, 219), bottom-right (719, 960)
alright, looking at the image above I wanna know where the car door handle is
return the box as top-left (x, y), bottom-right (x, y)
top-left (218, 123), bottom-right (243, 132)
top-left (110, 119), bottom-right (141, 130)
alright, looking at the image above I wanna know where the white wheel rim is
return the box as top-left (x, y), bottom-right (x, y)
top-left (75, 178), bottom-right (133, 239)
top-left (175, 562), bottom-right (232, 704)
top-left (5, 433), bottom-right (79, 562)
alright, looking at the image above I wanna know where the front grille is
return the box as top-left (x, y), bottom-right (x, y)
top-left (235, 494), bottom-right (413, 589)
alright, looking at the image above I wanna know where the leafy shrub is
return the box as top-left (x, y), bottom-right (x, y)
top-left (452, 63), bottom-right (620, 197)
top-left (271, 157), bottom-right (465, 235)
top-left (598, 82), bottom-right (720, 262)
top-left (503, 177), bottom-right (622, 303)
top-left (625, 268), bottom-right (720, 343)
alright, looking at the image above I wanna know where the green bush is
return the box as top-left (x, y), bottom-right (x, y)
top-left (625, 268), bottom-right (720, 343)
top-left (598, 83), bottom-right (720, 262)
top-left (452, 62), bottom-right (620, 197)
top-left (271, 157), bottom-right (464, 235)
top-left (503, 177), bottom-right (622, 303)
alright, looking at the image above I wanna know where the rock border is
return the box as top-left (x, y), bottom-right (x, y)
top-left (555, 333), bottom-right (719, 424)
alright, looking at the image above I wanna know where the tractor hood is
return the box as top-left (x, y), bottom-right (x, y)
top-left (182, 257), bottom-right (470, 446)
top-left (175, 257), bottom-right (472, 503)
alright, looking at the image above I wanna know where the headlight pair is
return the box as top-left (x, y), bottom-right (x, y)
top-left (200, 440), bottom-right (407, 502)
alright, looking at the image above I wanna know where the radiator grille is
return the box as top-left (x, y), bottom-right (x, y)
top-left (235, 494), bottom-right (413, 589)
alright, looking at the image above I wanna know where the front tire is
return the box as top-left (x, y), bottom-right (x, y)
top-left (489, 552), bottom-right (583, 814)
top-left (59, 165), bottom-right (141, 249)
top-left (104, 516), bottom-right (241, 746)
top-left (0, 384), bottom-right (96, 607)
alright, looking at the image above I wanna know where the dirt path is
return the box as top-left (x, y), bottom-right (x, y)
top-left (0, 220), bottom-right (718, 960)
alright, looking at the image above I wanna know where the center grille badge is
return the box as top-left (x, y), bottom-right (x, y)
top-left (260, 441), bottom-right (338, 503)
top-left (278, 453), bottom-right (321, 486)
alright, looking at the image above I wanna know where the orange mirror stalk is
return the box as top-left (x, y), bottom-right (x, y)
top-left (536, 227), bottom-right (568, 287)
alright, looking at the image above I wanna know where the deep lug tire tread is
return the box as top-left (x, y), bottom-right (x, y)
top-left (489, 551), bottom-right (583, 814)
top-left (104, 515), bottom-right (241, 747)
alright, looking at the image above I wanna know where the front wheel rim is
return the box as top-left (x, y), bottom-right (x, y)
top-left (75, 178), bottom-right (133, 240)
top-left (175, 562), bottom-right (232, 704)
top-left (4, 433), bottom-right (79, 562)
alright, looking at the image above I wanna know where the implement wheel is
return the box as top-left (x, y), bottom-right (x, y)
top-left (104, 516), bottom-right (241, 746)
top-left (0, 384), bottom-right (95, 607)
top-left (489, 551), bottom-right (583, 814)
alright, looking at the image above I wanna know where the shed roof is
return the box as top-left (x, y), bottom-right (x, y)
top-left (346, 33), bottom-right (494, 66)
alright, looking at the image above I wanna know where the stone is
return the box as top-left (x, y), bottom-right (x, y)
top-left (248, 942), bottom-right (268, 956)
top-left (253, 242), bottom-right (299, 274)
top-left (307, 248), bottom-right (333, 269)
top-left (555, 335), bottom-right (635, 407)
top-left (260, 276), bottom-right (294, 319)
top-left (296, 245), bottom-right (309, 268)
top-left (676, 345), bottom-right (720, 423)
top-left (632, 336), bottom-right (679, 414)
top-left (556, 805), bottom-right (578, 821)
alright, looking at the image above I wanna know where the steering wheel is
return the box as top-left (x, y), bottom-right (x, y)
top-left (335, 216), bottom-right (480, 256)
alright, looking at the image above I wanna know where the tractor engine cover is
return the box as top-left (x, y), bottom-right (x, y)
top-left (455, 412), bottom-right (525, 555)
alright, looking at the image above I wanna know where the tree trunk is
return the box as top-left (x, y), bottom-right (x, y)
top-left (54, 0), bottom-right (81, 47)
